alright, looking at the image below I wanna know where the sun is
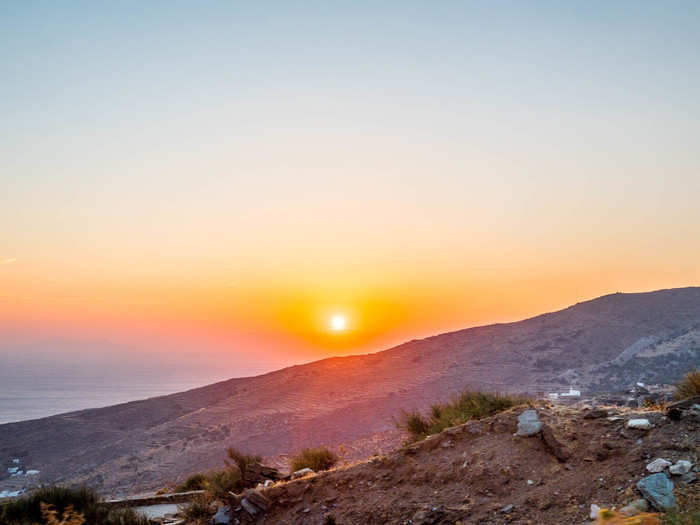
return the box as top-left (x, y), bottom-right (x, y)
top-left (330, 314), bottom-right (347, 332)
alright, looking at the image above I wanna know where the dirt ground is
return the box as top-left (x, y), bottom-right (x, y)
top-left (247, 403), bottom-right (699, 525)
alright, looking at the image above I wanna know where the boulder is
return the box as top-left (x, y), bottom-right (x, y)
top-left (211, 505), bottom-right (232, 525)
top-left (646, 458), bottom-right (672, 473)
top-left (636, 473), bottom-right (677, 511)
top-left (620, 499), bottom-right (649, 516)
top-left (243, 489), bottom-right (270, 512)
top-left (669, 460), bottom-right (692, 475)
top-left (516, 410), bottom-right (542, 437)
top-left (243, 462), bottom-right (282, 484)
top-left (589, 504), bottom-right (601, 519)
top-left (627, 419), bottom-right (652, 430)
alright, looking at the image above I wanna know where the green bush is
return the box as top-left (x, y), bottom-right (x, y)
top-left (290, 447), bottom-right (338, 472)
top-left (675, 368), bottom-right (700, 400)
top-left (399, 390), bottom-right (529, 441)
top-left (0, 486), bottom-right (148, 525)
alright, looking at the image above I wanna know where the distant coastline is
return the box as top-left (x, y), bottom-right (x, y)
top-left (0, 366), bottom-right (223, 424)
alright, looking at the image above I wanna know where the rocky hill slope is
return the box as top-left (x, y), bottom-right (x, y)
top-left (1, 287), bottom-right (699, 496)
top-left (253, 403), bottom-right (700, 524)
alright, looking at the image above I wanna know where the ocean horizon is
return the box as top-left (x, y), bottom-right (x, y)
top-left (0, 364), bottom-right (242, 425)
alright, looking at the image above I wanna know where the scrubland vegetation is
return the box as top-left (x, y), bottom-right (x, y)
top-left (0, 486), bottom-right (149, 525)
top-left (290, 447), bottom-right (338, 472)
top-left (399, 390), bottom-right (529, 441)
top-left (175, 447), bottom-right (262, 497)
top-left (675, 368), bottom-right (700, 400)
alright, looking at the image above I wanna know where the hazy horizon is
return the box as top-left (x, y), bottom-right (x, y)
top-left (3, 1), bottom-right (700, 379)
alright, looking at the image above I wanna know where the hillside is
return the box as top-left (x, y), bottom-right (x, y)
top-left (256, 403), bottom-right (699, 524)
top-left (1, 287), bottom-right (699, 496)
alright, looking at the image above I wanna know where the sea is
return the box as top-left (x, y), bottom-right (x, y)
top-left (0, 364), bottom-right (245, 425)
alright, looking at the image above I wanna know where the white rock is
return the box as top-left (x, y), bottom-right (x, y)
top-left (627, 418), bottom-right (652, 430)
top-left (12, 459), bottom-right (20, 464)
top-left (669, 460), bottom-right (692, 475)
top-left (621, 499), bottom-right (649, 516)
top-left (646, 458), bottom-right (672, 473)
top-left (291, 467), bottom-right (314, 479)
top-left (25, 469), bottom-right (40, 475)
top-left (263, 479), bottom-right (273, 487)
top-left (590, 504), bottom-right (601, 519)
top-left (0, 489), bottom-right (24, 498)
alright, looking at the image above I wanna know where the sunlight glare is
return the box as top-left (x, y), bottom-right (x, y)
top-left (330, 314), bottom-right (347, 331)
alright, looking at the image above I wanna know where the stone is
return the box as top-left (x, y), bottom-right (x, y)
top-left (500, 504), bottom-right (514, 513)
top-left (540, 424), bottom-right (571, 461)
top-left (620, 499), bottom-right (649, 516)
top-left (244, 489), bottom-right (270, 511)
top-left (516, 410), bottom-right (542, 437)
top-left (291, 467), bottom-right (314, 479)
top-left (669, 460), bottom-right (692, 475)
top-left (590, 504), bottom-right (601, 519)
top-left (636, 473), bottom-right (677, 511)
top-left (240, 498), bottom-right (259, 516)
top-left (211, 505), bottom-right (232, 524)
top-left (627, 419), bottom-right (652, 430)
top-left (646, 458), bottom-right (672, 473)
top-left (584, 409), bottom-right (608, 419)
top-left (680, 472), bottom-right (697, 484)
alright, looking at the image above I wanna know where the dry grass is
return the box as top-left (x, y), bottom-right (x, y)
top-left (40, 503), bottom-right (85, 525)
top-left (180, 492), bottom-right (215, 524)
top-left (291, 447), bottom-right (338, 472)
top-left (675, 368), bottom-right (700, 400)
top-left (399, 390), bottom-right (529, 441)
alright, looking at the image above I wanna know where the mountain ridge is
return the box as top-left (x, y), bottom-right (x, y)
top-left (1, 286), bottom-right (699, 496)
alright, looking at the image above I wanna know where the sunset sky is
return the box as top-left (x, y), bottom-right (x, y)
top-left (2, 2), bottom-right (700, 379)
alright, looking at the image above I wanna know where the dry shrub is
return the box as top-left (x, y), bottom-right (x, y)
top-left (291, 447), bottom-right (338, 472)
top-left (675, 368), bottom-right (700, 400)
top-left (40, 503), bottom-right (85, 525)
top-left (225, 447), bottom-right (262, 475)
top-left (180, 492), bottom-right (215, 524)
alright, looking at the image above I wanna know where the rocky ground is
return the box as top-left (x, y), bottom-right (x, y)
top-left (207, 402), bottom-right (699, 525)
